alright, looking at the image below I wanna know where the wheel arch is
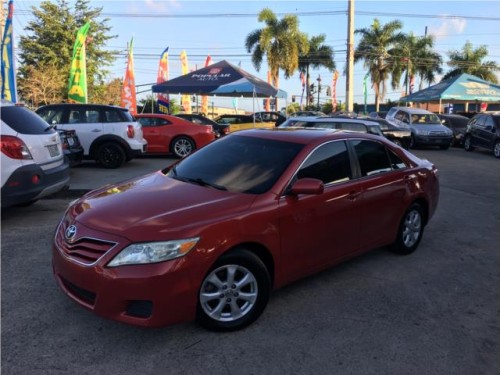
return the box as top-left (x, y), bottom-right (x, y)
top-left (89, 135), bottom-right (131, 159)
top-left (411, 197), bottom-right (429, 227)
top-left (213, 242), bottom-right (275, 288)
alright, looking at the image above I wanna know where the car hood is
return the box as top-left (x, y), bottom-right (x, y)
top-left (71, 171), bottom-right (256, 241)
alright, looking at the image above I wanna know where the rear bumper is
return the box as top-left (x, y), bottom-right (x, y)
top-left (1, 161), bottom-right (70, 207)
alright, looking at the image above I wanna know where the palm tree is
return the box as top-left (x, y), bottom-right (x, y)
top-left (354, 19), bottom-right (405, 111)
top-left (298, 34), bottom-right (336, 107)
top-left (391, 32), bottom-right (443, 95)
top-left (245, 8), bottom-right (309, 108)
top-left (443, 41), bottom-right (499, 83)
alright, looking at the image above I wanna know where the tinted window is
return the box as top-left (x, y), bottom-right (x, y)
top-left (492, 116), bottom-right (500, 128)
top-left (351, 140), bottom-right (392, 176)
top-left (37, 108), bottom-right (64, 125)
top-left (297, 141), bottom-right (351, 184)
top-left (170, 134), bottom-right (304, 194)
top-left (338, 122), bottom-right (367, 132)
top-left (1, 106), bottom-right (55, 135)
top-left (388, 149), bottom-right (407, 169)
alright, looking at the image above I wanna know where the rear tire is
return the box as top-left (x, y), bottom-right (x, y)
top-left (196, 249), bottom-right (271, 331)
top-left (390, 203), bottom-right (424, 255)
top-left (97, 142), bottom-right (126, 169)
top-left (171, 136), bottom-right (195, 158)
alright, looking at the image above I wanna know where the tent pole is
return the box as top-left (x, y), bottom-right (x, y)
top-left (253, 88), bottom-right (256, 128)
top-left (439, 99), bottom-right (442, 114)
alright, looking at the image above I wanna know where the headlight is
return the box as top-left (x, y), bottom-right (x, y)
top-left (108, 237), bottom-right (199, 267)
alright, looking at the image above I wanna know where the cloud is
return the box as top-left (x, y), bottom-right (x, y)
top-left (428, 17), bottom-right (467, 41)
top-left (145, 0), bottom-right (181, 12)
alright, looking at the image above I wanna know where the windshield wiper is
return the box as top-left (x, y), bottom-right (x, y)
top-left (174, 176), bottom-right (227, 191)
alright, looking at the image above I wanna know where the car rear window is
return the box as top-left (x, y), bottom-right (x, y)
top-left (1, 106), bottom-right (55, 135)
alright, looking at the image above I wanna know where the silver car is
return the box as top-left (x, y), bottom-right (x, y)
top-left (386, 107), bottom-right (453, 149)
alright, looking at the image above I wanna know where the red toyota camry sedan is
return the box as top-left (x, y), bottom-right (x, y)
top-left (135, 113), bottom-right (215, 158)
top-left (52, 128), bottom-right (440, 331)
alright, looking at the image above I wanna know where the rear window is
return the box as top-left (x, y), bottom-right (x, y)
top-left (1, 106), bottom-right (55, 135)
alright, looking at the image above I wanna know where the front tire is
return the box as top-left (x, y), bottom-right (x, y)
top-left (409, 135), bottom-right (417, 149)
top-left (390, 203), bottom-right (424, 255)
top-left (197, 249), bottom-right (271, 331)
top-left (493, 141), bottom-right (500, 159)
top-left (97, 142), bottom-right (126, 169)
top-left (464, 135), bottom-right (475, 152)
top-left (171, 136), bottom-right (195, 158)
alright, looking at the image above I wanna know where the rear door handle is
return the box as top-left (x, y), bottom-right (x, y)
top-left (347, 191), bottom-right (361, 201)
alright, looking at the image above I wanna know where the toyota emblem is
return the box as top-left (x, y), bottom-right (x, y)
top-left (65, 225), bottom-right (77, 241)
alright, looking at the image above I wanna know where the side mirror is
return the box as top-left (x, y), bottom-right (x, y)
top-left (290, 178), bottom-right (324, 195)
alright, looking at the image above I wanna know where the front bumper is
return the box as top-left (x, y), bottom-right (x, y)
top-left (414, 135), bottom-right (453, 146)
top-left (52, 221), bottom-right (200, 327)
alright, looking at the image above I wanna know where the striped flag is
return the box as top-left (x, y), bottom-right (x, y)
top-left (180, 50), bottom-right (191, 113)
top-left (157, 47), bottom-right (170, 113)
top-left (332, 70), bottom-right (339, 111)
top-left (121, 37), bottom-right (137, 115)
top-left (1, 0), bottom-right (17, 102)
top-left (67, 22), bottom-right (91, 103)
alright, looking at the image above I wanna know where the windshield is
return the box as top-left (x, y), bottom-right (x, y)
top-left (168, 134), bottom-right (304, 194)
top-left (410, 113), bottom-right (441, 125)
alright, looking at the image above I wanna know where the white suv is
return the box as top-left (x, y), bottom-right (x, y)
top-left (36, 104), bottom-right (147, 168)
top-left (1, 100), bottom-right (70, 208)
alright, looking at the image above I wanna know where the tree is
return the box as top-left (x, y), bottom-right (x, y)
top-left (298, 34), bottom-right (336, 107)
top-left (138, 95), bottom-right (182, 114)
top-left (354, 19), bottom-right (405, 111)
top-left (17, 0), bottom-right (117, 106)
top-left (391, 32), bottom-right (443, 94)
top-left (443, 41), bottom-right (499, 83)
top-left (245, 8), bottom-right (309, 108)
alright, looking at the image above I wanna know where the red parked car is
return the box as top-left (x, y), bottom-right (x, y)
top-left (52, 128), bottom-right (440, 331)
top-left (135, 113), bottom-right (215, 158)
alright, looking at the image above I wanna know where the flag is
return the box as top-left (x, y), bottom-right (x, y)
top-left (1, 0), bottom-right (17, 102)
top-left (332, 70), bottom-right (339, 111)
top-left (265, 71), bottom-right (271, 111)
top-left (180, 50), bottom-right (191, 113)
top-left (201, 55), bottom-right (212, 115)
top-left (156, 47), bottom-right (170, 114)
top-left (121, 37), bottom-right (137, 115)
top-left (363, 72), bottom-right (370, 114)
top-left (299, 71), bottom-right (306, 109)
top-left (67, 22), bottom-right (90, 103)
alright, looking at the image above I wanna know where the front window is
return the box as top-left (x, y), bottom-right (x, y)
top-left (297, 141), bottom-right (352, 184)
top-left (168, 134), bottom-right (304, 194)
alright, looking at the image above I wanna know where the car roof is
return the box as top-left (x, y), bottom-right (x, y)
top-left (391, 107), bottom-right (435, 115)
top-left (37, 103), bottom-right (128, 111)
top-left (233, 127), bottom-right (382, 144)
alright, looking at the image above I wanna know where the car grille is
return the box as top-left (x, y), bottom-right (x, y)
top-left (55, 229), bottom-right (117, 265)
top-left (60, 276), bottom-right (96, 306)
top-left (429, 131), bottom-right (447, 136)
top-left (46, 144), bottom-right (61, 157)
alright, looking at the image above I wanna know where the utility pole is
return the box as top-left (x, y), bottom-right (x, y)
top-left (345, 0), bottom-right (355, 112)
top-left (317, 75), bottom-right (321, 109)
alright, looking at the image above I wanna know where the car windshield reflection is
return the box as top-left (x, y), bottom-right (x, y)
top-left (168, 134), bottom-right (304, 194)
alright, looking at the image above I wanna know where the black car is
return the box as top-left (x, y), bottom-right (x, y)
top-left (437, 114), bottom-right (469, 147)
top-left (174, 113), bottom-right (229, 138)
top-left (57, 129), bottom-right (84, 167)
top-left (366, 118), bottom-right (412, 149)
top-left (464, 112), bottom-right (500, 158)
top-left (253, 111), bottom-right (287, 126)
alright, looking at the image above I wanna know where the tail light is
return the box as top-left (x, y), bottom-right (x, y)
top-left (127, 125), bottom-right (135, 138)
top-left (1, 135), bottom-right (33, 160)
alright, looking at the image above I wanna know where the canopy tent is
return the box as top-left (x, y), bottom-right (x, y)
top-left (152, 60), bottom-right (287, 99)
top-left (400, 73), bottom-right (500, 112)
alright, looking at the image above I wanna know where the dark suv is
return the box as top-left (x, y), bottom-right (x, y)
top-left (464, 112), bottom-right (500, 158)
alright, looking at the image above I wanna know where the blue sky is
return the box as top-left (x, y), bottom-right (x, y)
top-left (12, 0), bottom-right (500, 111)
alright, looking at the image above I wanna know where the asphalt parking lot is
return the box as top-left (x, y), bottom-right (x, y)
top-left (1, 147), bottom-right (499, 375)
